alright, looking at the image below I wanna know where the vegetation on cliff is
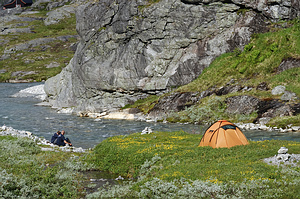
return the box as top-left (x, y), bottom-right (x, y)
top-left (0, 8), bottom-right (77, 82)
top-left (127, 20), bottom-right (300, 127)
top-left (178, 20), bottom-right (300, 95)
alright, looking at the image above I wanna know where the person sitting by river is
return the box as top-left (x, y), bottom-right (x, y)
top-left (56, 130), bottom-right (72, 146)
top-left (50, 131), bottom-right (61, 144)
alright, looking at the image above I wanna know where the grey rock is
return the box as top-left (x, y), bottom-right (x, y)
top-left (46, 62), bottom-right (60, 68)
top-left (256, 82), bottom-right (269, 91)
top-left (271, 85), bottom-right (286, 95)
top-left (225, 95), bottom-right (260, 115)
top-left (291, 126), bottom-right (300, 131)
top-left (149, 92), bottom-right (195, 119)
top-left (31, 0), bottom-right (53, 10)
top-left (277, 58), bottom-right (300, 73)
top-left (281, 91), bottom-right (297, 101)
top-left (45, 0), bottom-right (271, 113)
top-left (258, 117), bottom-right (271, 125)
top-left (46, 0), bottom-right (73, 11)
top-left (0, 7), bottom-right (23, 16)
top-left (44, 0), bottom-right (299, 114)
top-left (0, 27), bottom-right (33, 35)
top-left (4, 35), bottom-right (78, 53)
top-left (216, 85), bottom-right (242, 96)
top-left (264, 147), bottom-right (300, 167)
top-left (276, 154), bottom-right (291, 162)
top-left (0, 69), bottom-right (7, 74)
top-left (44, 5), bottom-right (76, 26)
top-left (11, 71), bottom-right (36, 77)
top-left (278, 147), bottom-right (288, 154)
top-left (69, 42), bottom-right (78, 52)
top-left (5, 38), bottom-right (56, 53)
top-left (141, 127), bottom-right (153, 135)
top-left (261, 104), bottom-right (294, 118)
top-left (182, 0), bottom-right (300, 20)
top-left (0, 54), bottom-right (10, 60)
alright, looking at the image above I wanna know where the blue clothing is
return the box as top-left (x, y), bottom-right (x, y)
top-left (56, 134), bottom-right (66, 146)
top-left (51, 133), bottom-right (59, 143)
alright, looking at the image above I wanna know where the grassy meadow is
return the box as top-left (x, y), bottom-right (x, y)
top-left (84, 131), bottom-right (300, 198)
top-left (2, 129), bottom-right (299, 198)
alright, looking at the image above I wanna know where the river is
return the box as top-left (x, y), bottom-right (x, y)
top-left (0, 82), bottom-right (299, 149)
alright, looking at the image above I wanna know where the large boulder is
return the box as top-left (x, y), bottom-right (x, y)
top-left (44, 0), bottom-right (299, 114)
top-left (44, 5), bottom-right (76, 25)
top-left (225, 95), bottom-right (260, 115)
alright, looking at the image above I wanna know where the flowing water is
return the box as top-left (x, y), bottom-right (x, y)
top-left (0, 83), bottom-right (299, 149)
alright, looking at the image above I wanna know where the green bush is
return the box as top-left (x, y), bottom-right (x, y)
top-left (0, 136), bottom-right (87, 198)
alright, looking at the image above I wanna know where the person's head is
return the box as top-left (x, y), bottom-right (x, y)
top-left (57, 131), bottom-right (61, 135)
top-left (61, 130), bottom-right (65, 135)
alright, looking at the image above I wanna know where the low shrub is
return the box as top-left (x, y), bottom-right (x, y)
top-left (0, 136), bottom-right (87, 198)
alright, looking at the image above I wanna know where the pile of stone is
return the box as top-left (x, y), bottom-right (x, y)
top-left (263, 147), bottom-right (300, 167)
top-left (0, 125), bottom-right (86, 153)
top-left (236, 123), bottom-right (300, 133)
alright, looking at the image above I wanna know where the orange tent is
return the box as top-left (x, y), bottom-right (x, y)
top-left (199, 120), bottom-right (249, 148)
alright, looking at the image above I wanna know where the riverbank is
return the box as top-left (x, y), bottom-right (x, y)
top-left (83, 109), bottom-right (300, 133)
top-left (0, 125), bottom-right (86, 153)
top-left (16, 84), bottom-right (300, 134)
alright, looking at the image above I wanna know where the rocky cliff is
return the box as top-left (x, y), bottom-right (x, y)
top-left (44, 0), bottom-right (299, 114)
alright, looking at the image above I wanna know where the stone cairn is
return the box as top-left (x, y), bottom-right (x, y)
top-left (276, 147), bottom-right (291, 162)
top-left (264, 147), bottom-right (300, 167)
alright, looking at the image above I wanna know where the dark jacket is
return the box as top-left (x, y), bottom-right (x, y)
top-left (51, 133), bottom-right (59, 143)
top-left (56, 134), bottom-right (66, 146)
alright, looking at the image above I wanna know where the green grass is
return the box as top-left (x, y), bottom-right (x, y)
top-left (1, 126), bottom-right (299, 198)
top-left (268, 114), bottom-right (300, 128)
top-left (85, 131), bottom-right (300, 198)
top-left (87, 131), bottom-right (300, 180)
top-left (122, 94), bottom-right (160, 114)
top-left (178, 20), bottom-right (300, 95)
